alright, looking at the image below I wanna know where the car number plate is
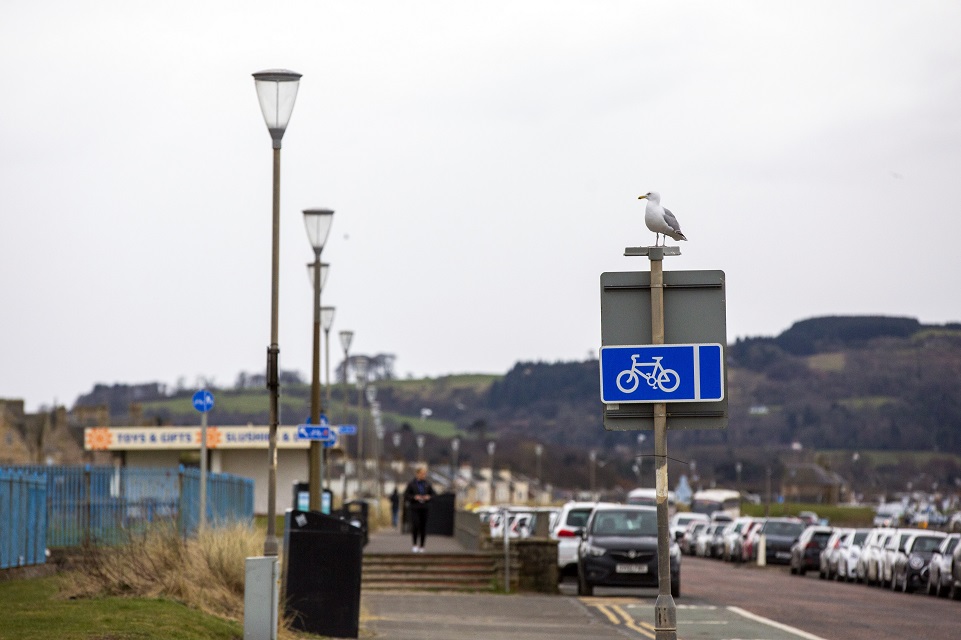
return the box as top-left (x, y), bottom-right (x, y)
top-left (616, 563), bottom-right (648, 574)
top-left (776, 552), bottom-right (791, 559)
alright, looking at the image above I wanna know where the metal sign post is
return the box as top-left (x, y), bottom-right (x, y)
top-left (599, 246), bottom-right (729, 640)
top-left (192, 389), bottom-right (215, 531)
top-left (648, 249), bottom-right (676, 640)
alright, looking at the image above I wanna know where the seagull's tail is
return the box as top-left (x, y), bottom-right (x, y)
top-left (667, 230), bottom-right (688, 242)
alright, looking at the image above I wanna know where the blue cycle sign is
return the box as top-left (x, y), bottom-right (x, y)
top-left (192, 390), bottom-right (214, 413)
top-left (599, 344), bottom-right (724, 404)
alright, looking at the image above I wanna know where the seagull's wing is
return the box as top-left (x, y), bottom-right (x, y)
top-left (662, 207), bottom-right (683, 233)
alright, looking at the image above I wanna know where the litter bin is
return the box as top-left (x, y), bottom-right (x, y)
top-left (291, 482), bottom-right (334, 514)
top-left (283, 510), bottom-right (363, 638)
top-left (342, 500), bottom-right (369, 546)
top-left (426, 492), bottom-right (456, 536)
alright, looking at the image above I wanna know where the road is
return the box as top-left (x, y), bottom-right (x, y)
top-left (567, 557), bottom-right (959, 640)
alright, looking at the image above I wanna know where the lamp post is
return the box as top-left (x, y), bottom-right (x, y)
top-left (321, 306), bottom-right (335, 488)
top-left (534, 443), bottom-right (543, 485)
top-left (367, 385), bottom-right (378, 499)
top-left (392, 431), bottom-right (402, 480)
top-left (487, 441), bottom-right (496, 503)
top-left (451, 437), bottom-right (460, 493)
top-left (589, 450), bottom-right (597, 500)
top-left (253, 68), bottom-right (301, 557)
top-left (354, 355), bottom-right (370, 497)
top-left (735, 461), bottom-right (743, 510)
top-left (637, 433), bottom-right (647, 487)
top-left (416, 434), bottom-right (426, 464)
top-left (304, 209), bottom-right (334, 511)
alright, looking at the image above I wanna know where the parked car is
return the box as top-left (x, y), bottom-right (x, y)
top-left (818, 528), bottom-right (850, 580)
top-left (695, 522), bottom-right (725, 558)
top-left (879, 528), bottom-right (929, 588)
top-left (576, 504), bottom-right (680, 597)
top-left (680, 521), bottom-right (707, 556)
top-left (891, 531), bottom-right (946, 592)
top-left (836, 528), bottom-right (870, 582)
top-left (721, 517), bottom-right (753, 561)
top-left (757, 517), bottom-right (806, 565)
top-left (873, 503), bottom-right (906, 527)
top-left (863, 530), bottom-right (893, 586)
top-left (737, 519), bottom-right (765, 563)
top-left (949, 512), bottom-right (961, 533)
top-left (949, 532), bottom-right (961, 599)
top-left (790, 525), bottom-right (833, 575)
top-left (926, 533), bottom-right (960, 597)
top-left (551, 501), bottom-right (602, 579)
top-left (670, 512), bottom-right (709, 542)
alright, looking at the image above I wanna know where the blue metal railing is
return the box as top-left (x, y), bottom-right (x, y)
top-left (1, 465), bottom-right (254, 556)
top-left (0, 468), bottom-right (47, 569)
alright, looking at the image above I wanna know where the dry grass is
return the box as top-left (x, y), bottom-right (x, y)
top-left (60, 522), bottom-right (261, 621)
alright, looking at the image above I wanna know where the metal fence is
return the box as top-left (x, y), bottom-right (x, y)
top-left (2, 465), bottom-right (254, 553)
top-left (0, 468), bottom-right (47, 569)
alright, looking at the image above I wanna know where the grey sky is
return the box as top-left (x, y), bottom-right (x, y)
top-left (2, 1), bottom-right (960, 411)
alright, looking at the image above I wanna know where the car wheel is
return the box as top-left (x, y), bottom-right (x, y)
top-left (902, 572), bottom-right (911, 593)
top-left (798, 564), bottom-right (806, 576)
top-left (671, 576), bottom-right (680, 599)
top-left (891, 571), bottom-right (898, 591)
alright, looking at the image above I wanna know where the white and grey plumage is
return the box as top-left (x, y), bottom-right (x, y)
top-left (638, 191), bottom-right (687, 246)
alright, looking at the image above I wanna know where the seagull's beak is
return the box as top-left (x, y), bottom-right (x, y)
top-left (638, 195), bottom-right (648, 200)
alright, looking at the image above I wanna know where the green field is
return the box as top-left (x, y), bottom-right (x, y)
top-left (741, 502), bottom-right (875, 527)
top-left (0, 576), bottom-right (243, 640)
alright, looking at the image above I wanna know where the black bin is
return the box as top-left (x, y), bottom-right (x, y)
top-left (426, 492), bottom-right (456, 536)
top-left (342, 500), bottom-right (369, 546)
top-left (283, 510), bottom-right (363, 638)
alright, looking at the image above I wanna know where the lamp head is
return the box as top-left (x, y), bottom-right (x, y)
top-left (252, 69), bottom-right (302, 147)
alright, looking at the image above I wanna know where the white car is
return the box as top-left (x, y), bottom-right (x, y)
top-left (721, 517), bottom-right (754, 561)
top-left (669, 512), bottom-right (709, 542)
top-left (835, 528), bottom-right (870, 582)
top-left (550, 501), bottom-right (604, 579)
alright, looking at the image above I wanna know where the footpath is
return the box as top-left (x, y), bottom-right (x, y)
top-left (359, 529), bottom-right (628, 639)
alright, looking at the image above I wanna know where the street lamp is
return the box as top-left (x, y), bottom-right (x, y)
top-left (354, 355), bottom-right (370, 497)
top-left (451, 437), bottom-right (460, 492)
top-left (636, 433), bottom-right (646, 487)
top-left (534, 443), bottom-right (543, 487)
top-left (589, 450), bottom-right (597, 499)
top-left (416, 434), bottom-right (426, 463)
top-left (486, 441), bottom-right (497, 504)
top-left (252, 68), bottom-right (301, 557)
top-left (366, 385), bottom-right (378, 498)
top-left (304, 208), bottom-right (334, 511)
top-left (321, 306), bottom-right (335, 488)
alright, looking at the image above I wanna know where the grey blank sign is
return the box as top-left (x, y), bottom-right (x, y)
top-left (600, 269), bottom-right (728, 431)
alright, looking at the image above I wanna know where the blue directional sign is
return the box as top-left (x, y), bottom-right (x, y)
top-left (192, 390), bottom-right (214, 413)
top-left (336, 424), bottom-right (357, 435)
top-left (296, 424), bottom-right (333, 441)
top-left (599, 344), bottom-right (724, 404)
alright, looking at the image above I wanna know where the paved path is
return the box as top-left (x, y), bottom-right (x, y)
top-left (361, 529), bottom-right (629, 639)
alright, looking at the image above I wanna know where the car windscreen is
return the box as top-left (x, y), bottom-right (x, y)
top-left (853, 531), bottom-right (868, 545)
top-left (591, 510), bottom-right (657, 536)
top-left (566, 508), bottom-right (593, 528)
top-left (911, 536), bottom-right (945, 553)
top-left (764, 522), bottom-right (805, 537)
top-left (812, 531), bottom-right (832, 544)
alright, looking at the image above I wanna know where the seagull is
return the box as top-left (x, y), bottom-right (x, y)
top-left (638, 191), bottom-right (687, 246)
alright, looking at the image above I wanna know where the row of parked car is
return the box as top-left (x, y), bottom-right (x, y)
top-left (676, 512), bottom-right (810, 565)
top-left (810, 526), bottom-right (961, 598)
top-left (673, 510), bottom-right (961, 600)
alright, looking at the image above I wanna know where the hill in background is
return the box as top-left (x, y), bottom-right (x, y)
top-left (67, 315), bottom-right (961, 498)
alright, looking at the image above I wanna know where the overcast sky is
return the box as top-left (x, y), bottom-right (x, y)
top-left (2, 1), bottom-right (960, 412)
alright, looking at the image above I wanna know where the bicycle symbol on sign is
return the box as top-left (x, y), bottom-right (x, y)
top-left (616, 354), bottom-right (681, 394)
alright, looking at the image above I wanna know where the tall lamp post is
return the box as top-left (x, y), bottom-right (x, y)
top-left (366, 385), bottom-right (379, 498)
top-left (451, 437), bottom-right (461, 493)
top-left (534, 443), bottom-right (543, 491)
top-left (487, 441), bottom-right (496, 504)
top-left (252, 68), bottom-right (301, 557)
top-left (354, 355), bottom-right (370, 497)
top-left (304, 209), bottom-right (334, 511)
top-left (321, 306), bottom-right (335, 488)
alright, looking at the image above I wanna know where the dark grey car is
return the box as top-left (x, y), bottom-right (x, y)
top-left (577, 505), bottom-right (680, 597)
top-left (758, 517), bottom-right (806, 565)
